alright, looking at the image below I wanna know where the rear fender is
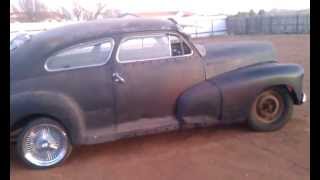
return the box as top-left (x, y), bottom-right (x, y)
top-left (10, 91), bottom-right (86, 144)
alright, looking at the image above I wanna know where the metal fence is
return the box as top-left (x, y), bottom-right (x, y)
top-left (179, 17), bottom-right (227, 38)
top-left (226, 14), bottom-right (310, 35)
top-left (11, 14), bottom-right (309, 41)
top-left (187, 27), bottom-right (228, 38)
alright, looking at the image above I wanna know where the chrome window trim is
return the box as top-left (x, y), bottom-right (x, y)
top-left (116, 32), bottom-right (193, 64)
top-left (44, 38), bottom-right (115, 72)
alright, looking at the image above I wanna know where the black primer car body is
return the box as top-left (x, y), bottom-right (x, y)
top-left (10, 18), bottom-right (305, 146)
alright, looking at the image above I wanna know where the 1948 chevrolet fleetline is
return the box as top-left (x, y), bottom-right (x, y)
top-left (10, 18), bottom-right (306, 168)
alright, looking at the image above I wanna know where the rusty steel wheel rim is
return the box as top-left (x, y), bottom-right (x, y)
top-left (253, 90), bottom-right (284, 124)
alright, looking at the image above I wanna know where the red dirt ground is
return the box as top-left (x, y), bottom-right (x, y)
top-left (10, 35), bottom-right (310, 180)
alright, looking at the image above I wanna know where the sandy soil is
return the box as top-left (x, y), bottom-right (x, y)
top-left (10, 35), bottom-right (310, 180)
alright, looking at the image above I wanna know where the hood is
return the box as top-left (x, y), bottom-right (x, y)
top-left (202, 41), bottom-right (277, 78)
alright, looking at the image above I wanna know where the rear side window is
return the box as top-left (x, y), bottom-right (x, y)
top-left (118, 35), bottom-right (171, 62)
top-left (45, 38), bottom-right (114, 72)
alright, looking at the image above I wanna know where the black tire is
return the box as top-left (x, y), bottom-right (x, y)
top-left (16, 117), bottom-right (72, 169)
top-left (248, 87), bottom-right (293, 131)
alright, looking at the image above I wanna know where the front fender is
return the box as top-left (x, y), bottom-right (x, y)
top-left (209, 62), bottom-right (304, 123)
top-left (10, 91), bottom-right (86, 144)
top-left (176, 81), bottom-right (222, 124)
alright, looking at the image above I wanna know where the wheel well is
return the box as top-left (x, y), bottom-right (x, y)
top-left (11, 114), bottom-right (71, 142)
top-left (266, 84), bottom-right (299, 104)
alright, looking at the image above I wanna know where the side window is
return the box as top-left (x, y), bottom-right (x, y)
top-left (118, 35), bottom-right (171, 62)
top-left (169, 35), bottom-right (192, 56)
top-left (45, 39), bottom-right (114, 72)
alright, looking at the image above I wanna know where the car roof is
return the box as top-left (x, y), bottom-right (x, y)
top-left (11, 18), bottom-right (179, 62)
top-left (33, 18), bottom-right (178, 45)
top-left (10, 18), bottom-right (180, 80)
top-left (55, 18), bottom-right (178, 34)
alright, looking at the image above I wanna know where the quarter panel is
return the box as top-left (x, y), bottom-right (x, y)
top-left (11, 64), bottom-right (116, 143)
top-left (10, 91), bottom-right (86, 144)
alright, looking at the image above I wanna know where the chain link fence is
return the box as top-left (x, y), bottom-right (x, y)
top-left (10, 13), bottom-right (310, 41)
top-left (179, 16), bottom-right (227, 38)
top-left (226, 14), bottom-right (310, 35)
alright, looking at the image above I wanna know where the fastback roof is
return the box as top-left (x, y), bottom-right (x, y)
top-left (11, 18), bottom-right (178, 67)
top-left (33, 18), bottom-right (177, 45)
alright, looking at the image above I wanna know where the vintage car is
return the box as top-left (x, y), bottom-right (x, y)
top-left (10, 18), bottom-right (306, 169)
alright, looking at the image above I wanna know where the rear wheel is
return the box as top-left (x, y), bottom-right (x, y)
top-left (248, 87), bottom-right (293, 131)
top-left (16, 117), bottom-right (72, 169)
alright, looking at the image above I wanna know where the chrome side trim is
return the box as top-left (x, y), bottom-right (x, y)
top-left (116, 32), bottom-right (194, 64)
top-left (44, 38), bottom-right (115, 72)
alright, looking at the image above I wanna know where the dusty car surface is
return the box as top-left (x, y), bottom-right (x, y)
top-left (10, 18), bottom-right (306, 169)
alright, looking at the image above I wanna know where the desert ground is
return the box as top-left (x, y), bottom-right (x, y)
top-left (10, 34), bottom-right (310, 180)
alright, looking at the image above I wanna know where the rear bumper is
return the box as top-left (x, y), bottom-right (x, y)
top-left (302, 93), bottom-right (307, 103)
top-left (298, 92), bottom-right (307, 104)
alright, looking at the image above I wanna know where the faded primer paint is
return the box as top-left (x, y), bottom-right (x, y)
top-left (203, 41), bottom-right (276, 79)
top-left (10, 19), bottom-right (304, 145)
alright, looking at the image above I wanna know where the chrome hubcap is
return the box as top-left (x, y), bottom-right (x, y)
top-left (22, 124), bottom-right (68, 167)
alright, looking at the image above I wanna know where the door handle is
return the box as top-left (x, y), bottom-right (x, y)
top-left (112, 72), bottom-right (126, 83)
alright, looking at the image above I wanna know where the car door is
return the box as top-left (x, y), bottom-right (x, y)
top-left (113, 32), bottom-right (205, 125)
top-left (44, 38), bottom-right (117, 130)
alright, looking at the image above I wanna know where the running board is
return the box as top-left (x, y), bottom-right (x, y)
top-left (81, 115), bottom-right (220, 145)
top-left (82, 116), bottom-right (180, 145)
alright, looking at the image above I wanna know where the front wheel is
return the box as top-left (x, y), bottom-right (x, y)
top-left (248, 87), bottom-right (293, 131)
top-left (16, 117), bottom-right (72, 169)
